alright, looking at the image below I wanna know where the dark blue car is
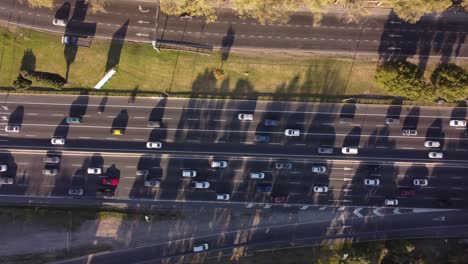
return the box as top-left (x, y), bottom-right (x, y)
top-left (257, 183), bottom-right (272, 192)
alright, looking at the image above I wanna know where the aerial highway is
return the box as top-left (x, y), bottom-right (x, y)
top-left (0, 94), bottom-right (467, 209)
top-left (0, 0), bottom-right (466, 57)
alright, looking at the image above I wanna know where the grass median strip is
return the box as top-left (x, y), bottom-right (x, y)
top-left (1, 25), bottom-right (383, 96)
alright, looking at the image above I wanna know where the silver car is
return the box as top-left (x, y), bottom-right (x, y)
top-left (424, 141), bottom-right (440, 148)
top-left (342, 147), bottom-right (358, 154)
top-left (0, 177), bottom-right (13, 185)
top-left (193, 243), bottom-right (209, 253)
top-left (250, 172), bottom-right (265, 179)
top-left (313, 185), bottom-right (328, 193)
top-left (211, 161), bottom-right (227, 168)
top-left (51, 137), bottom-right (65, 145)
top-left (413, 179), bottom-right (428, 186)
top-left (284, 129), bottom-right (300, 137)
top-left (4, 125), bottom-right (19, 132)
top-left (364, 178), bottom-right (380, 186)
top-left (42, 169), bottom-right (58, 176)
top-left (87, 168), bottom-right (102, 175)
top-left (238, 113), bottom-right (253, 121)
top-left (52, 18), bottom-right (67, 26)
top-left (146, 141), bottom-right (162, 149)
top-left (182, 170), bottom-right (197, 177)
top-left (449, 120), bottom-right (466, 127)
top-left (428, 152), bottom-right (443, 159)
top-left (312, 166), bottom-right (327, 173)
top-left (216, 194), bottom-right (230, 200)
top-left (192, 181), bottom-right (210, 189)
top-left (384, 199), bottom-right (398, 206)
top-left (144, 178), bottom-right (161, 187)
top-left (0, 164), bottom-right (7, 172)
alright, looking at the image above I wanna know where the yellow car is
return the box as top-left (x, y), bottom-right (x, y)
top-left (112, 129), bottom-right (123, 136)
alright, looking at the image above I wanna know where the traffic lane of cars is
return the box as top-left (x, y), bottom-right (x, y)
top-left (3, 120), bottom-right (468, 154)
top-left (1, 136), bottom-right (468, 165)
top-left (2, 151), bottom-right (468, 208)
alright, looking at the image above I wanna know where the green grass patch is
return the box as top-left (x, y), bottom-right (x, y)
top-left (0, 26), bottom-right (382, 96)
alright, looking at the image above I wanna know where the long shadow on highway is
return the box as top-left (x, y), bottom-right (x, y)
top-left (8, 106), bottom-right (24, 129)
top-left (402, 107), bottom-right (420, 130)
top-left (111, 109), bottom-right (129, 134)
top-left (377, 7), bottom-right (467, 73)
top-left (69, 93), bottom-right (89, 118)
top-left (447, 107), bottom-right (467, 150)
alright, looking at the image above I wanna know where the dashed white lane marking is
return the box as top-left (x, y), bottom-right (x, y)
top-left (25, 134), bottom-right (36, 137)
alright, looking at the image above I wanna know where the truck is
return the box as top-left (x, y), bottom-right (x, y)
top-left (61, 35), bottom-right (92, 47)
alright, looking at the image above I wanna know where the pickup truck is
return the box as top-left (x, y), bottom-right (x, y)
top-left (61, 35), bottom-right (92, 47)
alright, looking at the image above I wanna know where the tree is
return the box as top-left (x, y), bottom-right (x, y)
top-left (28, 0), bottom-right (54, 9)
top-left (375, 60), bottom-right (434, 101)
top-left (84, 0), bottom-right (109, 14)
top-left (12, 74), bottom-right (32, 90)
top-left (431, 63), bottom-right (468, 101)
top-left (160, 0), bottom-right (218, 22)
top-left (339, 0), bottom-right (369, 24)
top-left (232, 0), bottom-right (296, 25)
top-left (213, 69), bottom-right (225, 80)
top-left (388, 0), bottom-right (453, 23)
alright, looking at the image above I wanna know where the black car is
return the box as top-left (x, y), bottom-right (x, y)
top-left (254, 134), bottom-right (271, 142)
top-left (275, 162), bottom-right (293, 169)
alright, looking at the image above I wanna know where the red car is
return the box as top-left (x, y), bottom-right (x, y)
top-left (102, 178), bottom-right (119, 186)
top-left (399, 189), bottom-right (416, 197)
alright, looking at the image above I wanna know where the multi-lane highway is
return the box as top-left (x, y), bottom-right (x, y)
top-left (0, 0), bottom-right (466, 57)
top-left (0, 94), bottom-right (467, 210)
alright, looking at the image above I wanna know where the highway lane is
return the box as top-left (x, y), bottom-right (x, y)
top-left (0, 0), bottom-right (466, 56)
top-left (0, 95), bottom-right (467, 153)
top-left (1, 150), bottom-right (468, 208)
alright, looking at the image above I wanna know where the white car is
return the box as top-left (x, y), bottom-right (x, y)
top-left (146, 141), bottom-right (162, 149)
top-left (192, 181), bottom-right (210, 189)
top-left (4, 125), bottom-right (19, 133)
top-left (424, 141), bottom-right (440, 148)
top-left (182, 170), bottom-right (197, 177)
top-left (0, 164), bottom-right (7, 172)
top-left (238, 113), bottom-right (253, 121)
top-left (449, 120), bottom-right (466, 127)
top-left (250, 172), bottom-right (265, 179)
top-left (216, 194), bottom-right (230, 200)
top-left (193, 243), bottom-right (209, 253)
top-left (428, 152), bottom-right (443, 159)
top-left (52, 18), bottom-right (67, 26)
top-left (211, 160), bottom-right (227, 168)
top-left (342, 147), bottom-right (358, 154)
top-left (385, 199), bottom-right (398, 206)
top-left (284, 129), bottom-right (300, 136)
top-left (87, 168), bottom-right (102, 175)
top-left (413, 179), bottom-right (428, 186)
top-left (51, 137), bottom-right (65, 145)
top-left (313, 185), bottom-right (328, 193)
top-left (364, 178), bottom-right (380, 186)
top-left (312, 166), bottom-right (327, 173)
top-left (0, 177), bottom-right (14, 185)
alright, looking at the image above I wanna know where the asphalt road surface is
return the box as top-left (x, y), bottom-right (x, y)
top-left (0, 0), bottom-right (466, 57)
top-left (52, 207), bottom-right (468, 264)
top-left (0, 94), bottom-right (467, 209)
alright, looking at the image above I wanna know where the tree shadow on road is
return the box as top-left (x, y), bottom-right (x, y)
top-left (105, 20), bottom-right (129, 73)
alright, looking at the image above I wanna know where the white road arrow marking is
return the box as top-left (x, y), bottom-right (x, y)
top-left (389, 34), bottom-right (402, 38)
top-left (1, 106), bottom-right (8, 110)
top-left (136, 33), bottom-right (149, 37)
top-left (1, 116), bottom-right (7, 121)
top-left (388, 47), bottom-right (401, 51)
top-left (393, 208), bottom-right (401, 214)
top-left (373, 208), bottom-right (383, 216)
top-left (264, 204), bottom-right (272, 209)
top-left (300, 205), bottom-right (310, 210)
top-left (353, 208), bottom-right (364, 217)
top-left (343, 167), bottom-right (353, 171)
top-left (137, 20), bottom-right (150, 24)
top-left (343, 178), bottom-right (352, 181)
top-left (432, 216), bottom-right (445, 221)
top-left (389, 20), bottom-right (402, 24)
top-left (138, 4), bottom-right (150, 13)
top-left (318, 206), bottom-right (327, 211)
top-left (245, 203), bottom-right (254, 208)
